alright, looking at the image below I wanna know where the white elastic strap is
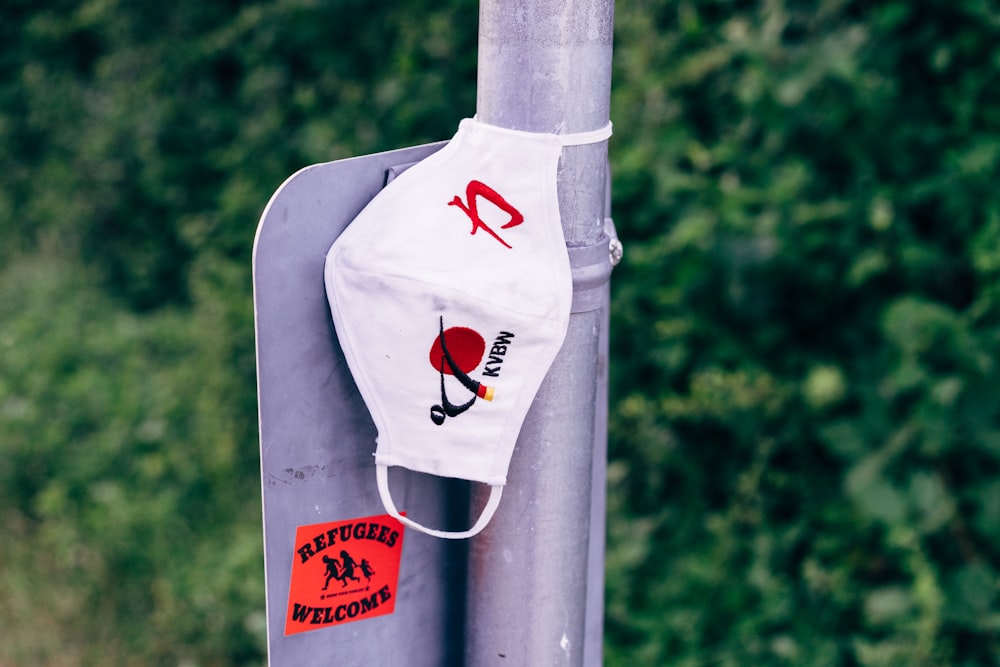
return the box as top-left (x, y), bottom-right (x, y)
top-left (376, 464), bottom-right (504, 539)
top-left (468, 117), bottom-right (612, 147)
top-left (558, 121), bottom-right (613, 146)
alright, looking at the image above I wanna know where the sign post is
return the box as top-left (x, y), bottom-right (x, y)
top-left (466, 1), bottom-right (615, 665)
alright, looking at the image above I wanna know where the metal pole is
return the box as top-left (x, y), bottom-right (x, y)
top-left (467, 2), bottom-right (614, 665)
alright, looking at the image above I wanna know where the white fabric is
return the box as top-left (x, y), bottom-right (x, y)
top-left (556, 120), bottom-right (613, 146)
top-left (325, 117), bottom-right (610, 538)
top-left (376, 464), bottom-right (503, 539)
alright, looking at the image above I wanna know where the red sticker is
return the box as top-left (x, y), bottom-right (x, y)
top-left (284, 514), bottom-right (405, 635)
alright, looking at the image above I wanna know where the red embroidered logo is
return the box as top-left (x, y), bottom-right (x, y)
top-left (448, 180), bottom-right (524, 249)
top-left (429, 316), bottom-right (514, 425)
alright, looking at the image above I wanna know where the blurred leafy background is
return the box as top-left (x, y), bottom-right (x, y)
top-left (1, 0), bottom-right (997, 665)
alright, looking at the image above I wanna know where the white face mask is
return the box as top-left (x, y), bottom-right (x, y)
top-left (325, 118), bottom-right (611, 538)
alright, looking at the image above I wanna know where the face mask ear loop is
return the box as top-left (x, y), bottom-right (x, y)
top-left (376, 464), bottom-right (503, 539)
top-left (466, 117), bottom-right (612, 147)
top-left (558, 121), bottom-right (613, 146)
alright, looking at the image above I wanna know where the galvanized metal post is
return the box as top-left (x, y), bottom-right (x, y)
top-left (467, 1), bottom-right (614, 665)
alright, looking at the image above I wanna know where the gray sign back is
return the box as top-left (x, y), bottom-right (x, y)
top-left (253, 141), bottom-right (475, 664)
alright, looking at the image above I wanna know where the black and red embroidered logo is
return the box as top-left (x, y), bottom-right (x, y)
top-left (429, 316), bottom-right (515, 425)
top-left (448, 180), bottom-right (524, 249)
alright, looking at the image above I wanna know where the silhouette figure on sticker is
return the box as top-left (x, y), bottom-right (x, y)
top-left (320, 550), bottom-right (362, 590)
top-left (338, 550), bottom-right (361, 587)
top-left (429, 316), bottom-right (495, 425)
top-left (321, 554), bottom-right (341, 591)
top-left (448, 179), bottom-right (524, 249)
top-left (360, 558), bottom-right (376, 582)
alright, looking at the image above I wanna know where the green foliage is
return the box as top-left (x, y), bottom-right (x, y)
top-left (0, 0), bottom-right (477, 311)
top-left (607, 1), bottom-right (1000, 665)
top-left (1, 0), bottom-right (998, 665)
top-left (0, 255), bottom-right (264, 665)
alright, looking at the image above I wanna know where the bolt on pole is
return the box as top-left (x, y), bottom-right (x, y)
top-left (466, 1), bottom-right (615, 665)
